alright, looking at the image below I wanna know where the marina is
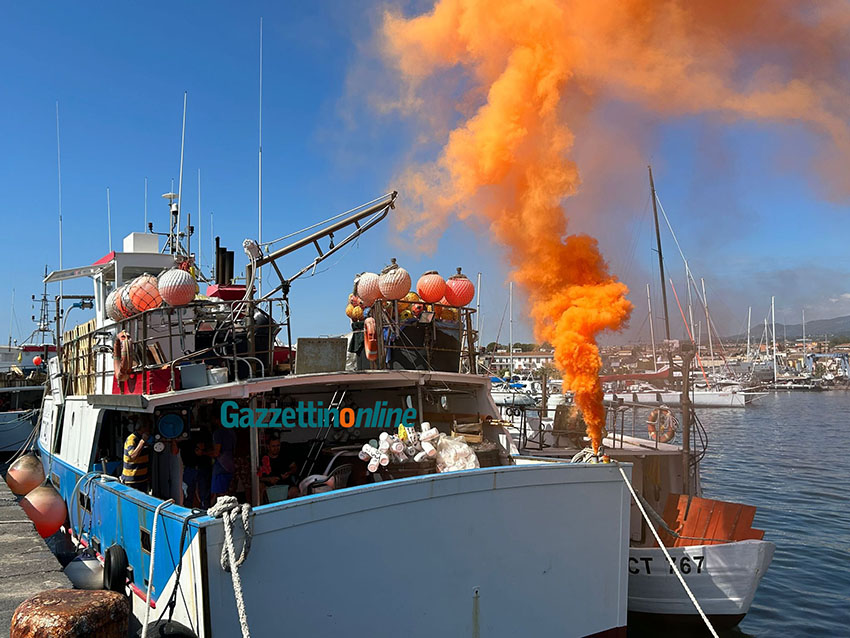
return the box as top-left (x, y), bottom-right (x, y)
top-left (3, 3), bottom-right (850, 638)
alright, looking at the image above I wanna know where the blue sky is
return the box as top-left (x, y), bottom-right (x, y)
top-left (1, 3), bottom-right (849, 347)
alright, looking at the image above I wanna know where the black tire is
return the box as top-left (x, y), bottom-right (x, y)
top-left (103, 544), bottom-right (128, 593)
top-left (138, 620), bottom-right (197, 638)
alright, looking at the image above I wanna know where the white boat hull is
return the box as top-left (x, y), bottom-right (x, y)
top-left (195, 461), bottom-right (632, 638)
top-left (604, 390), bottom-right (757, 408)
top-left (628, 540), bottom-right (775, 627)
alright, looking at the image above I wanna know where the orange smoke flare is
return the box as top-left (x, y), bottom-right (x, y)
top-left (380, 0), bottom-right (850, 451)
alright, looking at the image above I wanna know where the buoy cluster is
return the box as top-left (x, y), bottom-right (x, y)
top-left (105, 267), bottom-right (197, 322)
top-left (5, 454), bottom-right (66, 538)
top-left (346, 260), bottom-right (475, 322)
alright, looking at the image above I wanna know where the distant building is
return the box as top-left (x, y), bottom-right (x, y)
top-left (488, 350), bottom-right (555, 374)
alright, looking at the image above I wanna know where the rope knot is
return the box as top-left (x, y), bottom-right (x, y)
top-left (208, 496), bottom-right (253, 572)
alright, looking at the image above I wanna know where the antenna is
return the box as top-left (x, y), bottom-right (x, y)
top-left (177, 91), bottom-right (187, 253)
top-left (198, 168), bottom-right (202, 273)
top-left (258, 17), bottom-right (264, 296)
top-left (144, 177), bottom-right (148, 230)
top-left (106, 187), bottom-right (112, 252)
top-left (55, 101), bottom-right (63, 301)
top-left (8, 288), bottom-right (14, 347)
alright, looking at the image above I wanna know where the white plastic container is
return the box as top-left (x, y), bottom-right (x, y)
top-left (207, 367), bottom-right (228, 385)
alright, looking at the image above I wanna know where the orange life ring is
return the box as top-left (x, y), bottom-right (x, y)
top-left (113, 331), bottom-right (134, 382)
top-left (364, 317), bottom-right (378, 362)
top-left (647, 407), bottom-right (677, 443)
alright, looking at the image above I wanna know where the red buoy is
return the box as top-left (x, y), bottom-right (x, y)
top-left (444, 268), bottom-right (475, 307)
top-left (5, 454), bottom-right (45, 496)
top-left (32, 356), bottom-right (43, 367)
top-left (416, 271), bottom-right (446, 303)
top-left (20, 485), bottom-right (67, 538)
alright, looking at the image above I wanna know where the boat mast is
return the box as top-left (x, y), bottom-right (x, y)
top-left (746, 306), bottom-right (751, 363)
top-left (771, 296), bottom-right (778, 383)
top-left (7, 288), bottom-right (13, 346)
top-left (177, 91), bottom-right (187, 254)
top-left (509, 281), bottom-right (514, 379)
top-left (647, 283), bottom-right (657, 372)
top-left (257, 16), bottom-right (264, 296)
top-left (802, 308), bottom-right (806, 372)
top-left (106, 187), bottom-right (112, 252)
top-left (144, 177), bottom-right (148, 230)
top-left (649, 165), bottom-right (673, 383)
top-left (475, 272), bottom-right (482, 333)
top-left (702, 278), bottom-right (714, 383)
top-left (55, 101), bottom-right (63, 302)
top-left (685, 262), bottom-right (695, 341)
top-left (198, 169), bottom-right (202, 274)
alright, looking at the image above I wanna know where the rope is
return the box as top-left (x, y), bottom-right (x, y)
top-left (141, 499), bottom-right (174, 638)
top-left (207, 496), bottom-right (253, 638)
top-left (614, 462), bottom-right (719, 638)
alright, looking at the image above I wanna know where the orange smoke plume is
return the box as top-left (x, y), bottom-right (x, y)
top-left (380, 0), bottom-right (850, 451)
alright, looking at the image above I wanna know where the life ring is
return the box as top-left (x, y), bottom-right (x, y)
top-left (364, 317), bottom-right (378, 362)
top-left (647, 407), bottom-right (677, 443)
top-left (113, 331), bottom-right (134, 382)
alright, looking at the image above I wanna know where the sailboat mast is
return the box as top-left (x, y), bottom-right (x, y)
top-left (746, 306), bottom-right (751, 363)
top-left (771, 296), bottom-right (778, 383)
top-left (647, 283), bottom-right (657, 372)
top-left (649, 165), bottom-right (673, 383)
top-left (802, 309), bottom-right (806, 371)
top-left (685, 262), bottom-right (695, 340)
top-left (509, 281), bottom-right (514, 379)
top-left (702, 278), bottom-right (714, 383)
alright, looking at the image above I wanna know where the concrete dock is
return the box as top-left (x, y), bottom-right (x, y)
top-left (0, 480), bottom-right (70, 638)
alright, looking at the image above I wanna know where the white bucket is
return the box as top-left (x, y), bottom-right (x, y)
top-left (207, 367), bottom-right (228, 385)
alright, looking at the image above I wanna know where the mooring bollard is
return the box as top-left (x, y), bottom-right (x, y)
top-left (11, 589), bottom-right (129, 638)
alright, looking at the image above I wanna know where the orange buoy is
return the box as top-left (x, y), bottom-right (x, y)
top-left (378, 258), bottom-right (411, 300)
top-left (444, 267), bottom-right (475, 306)
top-left (356, 272), bottom-right (382, 307)
top-left (416, 270), bottom-right (446, 303)
top-left (32, 355), bottom-right (43, 367)
top-left (20, 485), bottom-right (67, 538)
top-left (437, 297), bottom-right (459, 321)
top-left (364, 317), bottom-right (378, 361)
top-left (5, 454), bottom-right (45, 496)
top-left (128, 274), bottom-right (162, 312)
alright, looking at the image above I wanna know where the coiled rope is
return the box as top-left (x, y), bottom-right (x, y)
top-left (208, 496), bottom-right (253, 638)
top-left (142, 499), bottom-right (174, 638)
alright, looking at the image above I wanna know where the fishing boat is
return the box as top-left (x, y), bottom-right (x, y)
top-left (29, 192), bottom-right (633, 638)
top-left (518, 344), bottom-right (774, 632)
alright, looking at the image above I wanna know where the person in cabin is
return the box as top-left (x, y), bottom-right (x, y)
top-left (210, 421), bottom-right (236, 503)
top-left (180, 431), bottom-right (211, 508)
top-left (259, 436), bottom-right (301, 500)
top-left (122, 419), bottom-right (152, 491)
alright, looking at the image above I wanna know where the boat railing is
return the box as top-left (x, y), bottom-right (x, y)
top-left (60, 296), bottom-right (289, 395)
top-left (520, 396), bottom-right (683, 452)
top-left (367, 300), bottom-right (477, 373)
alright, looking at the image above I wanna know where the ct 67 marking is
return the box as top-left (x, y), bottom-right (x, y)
top-left (628, 555), bottom-right (705, 575)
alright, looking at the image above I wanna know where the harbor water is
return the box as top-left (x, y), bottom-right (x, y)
top-left (695, 391), bottom-right (850, 637)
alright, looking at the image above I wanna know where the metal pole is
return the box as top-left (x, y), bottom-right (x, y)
top-left (509, 281), bottom-right (513, 379)
top-left (475, 272), bottom-right (481, 333)
top-left (56, 102), bottom-right (63, 303)
top-left (746, 306), bottom-right (751, 363)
